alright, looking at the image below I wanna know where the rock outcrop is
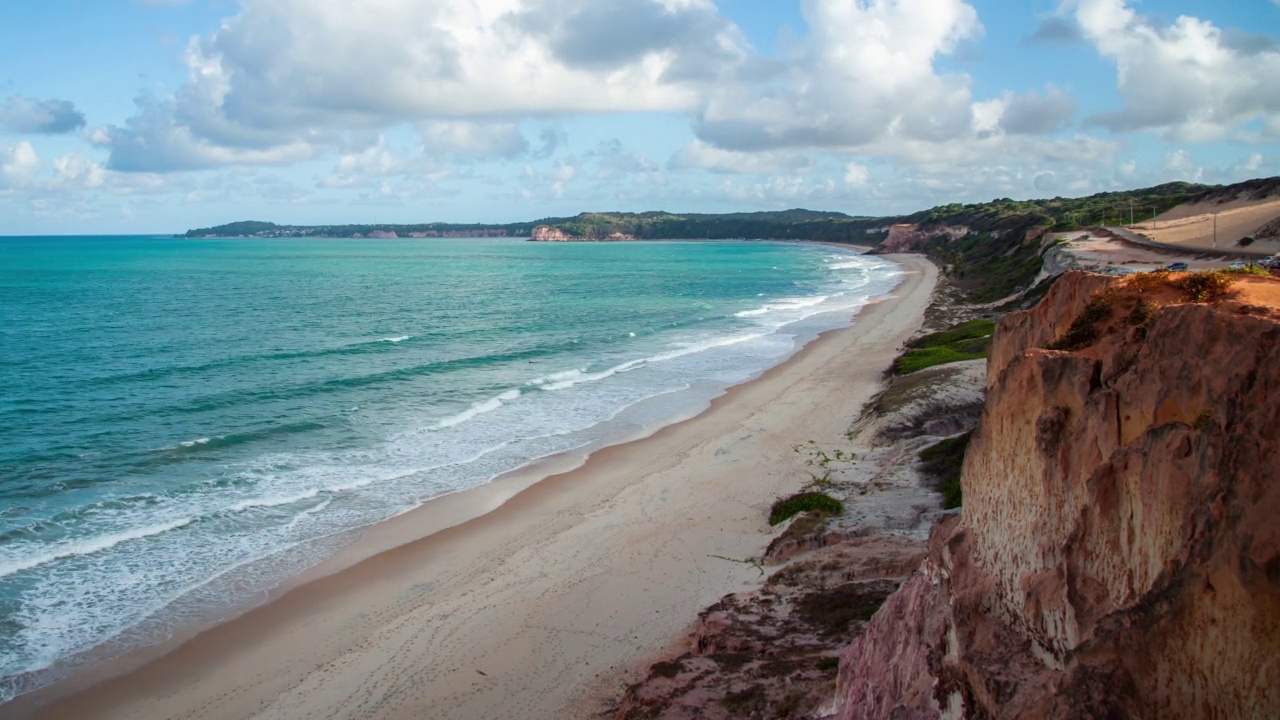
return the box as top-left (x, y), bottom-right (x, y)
top-left (531, 226), bottom-right (576, 241)
top-left (530, 226), bottom-right (636, 241)
top-left (832, 271), bottom-right (1280, 719)
top-left (873, 225), bottom-right (970, 254)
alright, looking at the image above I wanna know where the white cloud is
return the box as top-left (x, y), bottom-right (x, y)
top-left (669, 139), bottom-right (811, 174)
top-left (52, 153), bottom-right (107, 190)
top-left (1076, 0), bottom-right (1280, 141)
top-left (103, 0), bottom-right (745, 172)
top-left (998, 85), bottom-right (1077, 135)
top-left (711, 174), bottom-right (841, 205)
top-left (694, 0), bottom-right (983, 152)
top-left (1162, 149), bottom-right (1204, 182)
top-left (0, 96), bottom-right (87, 134)
top-left (0, 141), bottom-right (41, 189)
top-left (589, 139), bottom-right (662, 181)
top-left (419, 121), bottom-right (530, 161)
top-left (843, 162), bottom-right (870, 186)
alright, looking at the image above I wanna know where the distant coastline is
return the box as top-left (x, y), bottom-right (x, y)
top-left (179, 180), bottom-right (1223, 245)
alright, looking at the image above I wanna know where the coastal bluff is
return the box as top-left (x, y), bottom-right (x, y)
top-left (833, 270), bottom-right (1280, 719)
top-left (530, 225), bottom-right (635, 241)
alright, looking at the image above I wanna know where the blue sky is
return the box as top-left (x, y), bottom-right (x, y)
top-left (0, 0), bottom-right (1277, 234)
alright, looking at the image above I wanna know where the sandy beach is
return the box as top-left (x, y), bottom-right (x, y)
top-left (6, 254), bottom-right (937, 720)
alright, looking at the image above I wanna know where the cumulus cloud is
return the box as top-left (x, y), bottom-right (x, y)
top-left (998, 85), bottom-right (1077, 135)
top-left (693, 0), bottom-right (983, 152)
top-left (0, 141), bottom-right (41, 189)
top-left (419, 121), bottom-right (530, 161)
top-left (843, 162), bottom-right (870, 186)
top-left (1075, 0), bottom-right (1280, 141)
top-left (51, 153), bottom-right (107, 190)
top-left (0, 96), bottom-right (87, 134)
top-left (507, 0), bottom-right (745, 81)
top-left (103, 0), bottom-right (745, 172)
top-left (669, 139), bottom-right (811, 174)
top-left (589, 139), bottom-right (661, 181)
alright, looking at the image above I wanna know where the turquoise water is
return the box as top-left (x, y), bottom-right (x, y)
top-left (0, 236), bottom-right (899, 699)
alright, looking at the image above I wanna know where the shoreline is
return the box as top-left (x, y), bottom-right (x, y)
top-left (3, 253), bottom-right (937, 720)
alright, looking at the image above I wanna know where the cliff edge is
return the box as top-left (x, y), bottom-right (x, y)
top-left (834, 270), bottom-right (1280, 719)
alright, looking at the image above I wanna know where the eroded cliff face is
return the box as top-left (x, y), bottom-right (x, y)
top-left (530, 226), bottom-right (636, 241)
top-left (874, 224), bottom-right (970, 254)
top-left (834, 271), bottom-right (1280, 719)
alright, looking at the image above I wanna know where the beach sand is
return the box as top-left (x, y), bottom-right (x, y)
top-left (7, 254), bottom-right (937, 720)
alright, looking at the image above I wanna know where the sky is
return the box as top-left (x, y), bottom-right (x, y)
top-left (0, 0), bottom-right (1277, 234)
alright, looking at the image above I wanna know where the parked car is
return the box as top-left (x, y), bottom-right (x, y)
top-left (1164, 262), bottom-right (1189, 271)
top-left (1229, 261), bottom-right (1248, 270)
top-left (1269, 259), bottom-right (1280, 269)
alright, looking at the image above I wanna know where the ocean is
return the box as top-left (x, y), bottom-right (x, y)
top-left (0, 236), bottom-right (900, 700)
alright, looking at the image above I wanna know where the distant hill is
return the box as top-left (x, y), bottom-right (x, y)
top-left (180, 209), bottom-right (883, 242)
top-left (183, 181), bottom-right (1241, 244)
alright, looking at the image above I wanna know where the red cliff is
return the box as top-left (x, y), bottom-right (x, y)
top-left (833, 270), bottom-right (1280, 719)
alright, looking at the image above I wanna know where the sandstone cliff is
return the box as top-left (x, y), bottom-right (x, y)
top-left (530, 226), bottom-right (635, 241)
top-left (833, 270), bottom-right (1280, 719)
top-left (874, 224), bottom-right (970, 254)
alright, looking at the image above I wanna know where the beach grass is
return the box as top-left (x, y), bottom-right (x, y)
top-left (894, 320), bottom-right (994, 375)
top-left (918, 431), bottom-right (973, 508)
top-left (769, 492), bottom-right (843, 526)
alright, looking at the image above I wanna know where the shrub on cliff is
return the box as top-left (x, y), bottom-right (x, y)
top-left (1177, 270), bottom-right (1235, 303)
top-left (769, 492), bottom-right (843, 526)
top-left (919, 431), bottom-right (972, 509)
top-left (1047, 289), bottom-right (1115, 350)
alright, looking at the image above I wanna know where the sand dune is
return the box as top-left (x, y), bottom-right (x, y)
top-left (1135, 197), bottom-right (1280, 253)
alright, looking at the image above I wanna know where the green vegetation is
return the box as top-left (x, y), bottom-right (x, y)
top-left (182, 209), bottom-right (886, 242)
top-left (925, 231), bottom-right (1048, 303)
top-left (183, 180), bottom-right (1220, 245)
top-left (1047, 289), bottom-right (1116, 351)
top-left (791, 442), bottom-right (853, 489)
top-left (894, 319), bottom-right (994, 375)
top-left (1225, 264), bottom-right (1270, 276)
top-left (1239, 236), bottom-right (1256, 247)
top-left (907, 182), bottom-right (1207, 234)
top-left (1177, 270), bottom-right (1235, 303)
top-left (1193, 407), bottom-right (1216, 431)
top-left (769, 492), bottom-right (843, 526)
top-left (543, 209), bottom-right (884, 242)
top-left (907, 319), bottom-right (995, 349)
top-left (919, 431), bottom-right (972, 509)
top-left (1129, 298), bottom-right (1158, 326)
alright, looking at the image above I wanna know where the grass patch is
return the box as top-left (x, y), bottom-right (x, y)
top-left (764, 510), bottom-right (835, 560)
top-left (906, 319), bottom-right (996, 349)
top-left (1177, 270), bottom-right (1235, 303)
top-left (769, 492), bottom-right (843, 526)
top-left (894, 342), bottom-right (990, 375)
top-left (894, 319), bottom-right (994, 375)
top-left (918, 431), bottom-right (972, 509)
